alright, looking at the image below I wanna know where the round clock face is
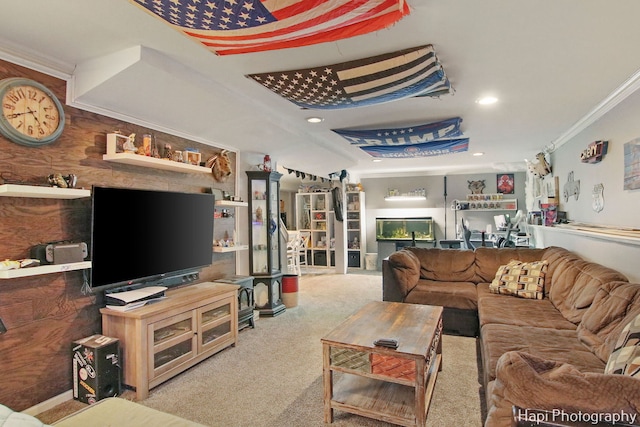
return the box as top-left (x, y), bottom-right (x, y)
top-left (0, 78), bottom-right (65, 147)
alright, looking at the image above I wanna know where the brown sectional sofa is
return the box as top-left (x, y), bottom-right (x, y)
top-left (382, 246), bottom-right (640, 426)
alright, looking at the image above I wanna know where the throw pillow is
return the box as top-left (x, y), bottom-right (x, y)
top-left (605, 312), bottom-right (640, 377)
top-left (489, 259), bottom-right (548, 299)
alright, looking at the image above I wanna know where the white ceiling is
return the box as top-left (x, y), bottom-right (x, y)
top-left (2, 0), bottom-right (640, 181)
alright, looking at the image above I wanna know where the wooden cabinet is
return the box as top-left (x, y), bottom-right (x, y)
top-left (100, 282), bottom-right (239, 399)
top-left (296, 192), bottom-right (334, 267)
top-left (346, 191), bottom-right (366, 268)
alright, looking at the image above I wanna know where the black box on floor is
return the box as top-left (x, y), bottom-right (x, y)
top-left (72, 334), bottom-right (120, 404)
top-left (314, 251), bottom-right (327, 266)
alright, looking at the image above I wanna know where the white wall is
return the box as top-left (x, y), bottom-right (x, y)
top-left (532, 86), bottom-right (640, 282)
top-left (361, 172), bottom-right (526, 253)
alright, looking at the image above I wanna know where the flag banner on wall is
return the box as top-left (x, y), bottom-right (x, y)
top-left (333, 117), bottom-right (463, 146)
top-left (128, 0), bottom-right (410, 56)
top-left (246, 45), bottom-right (452, 109)
top-left (358, 138), bottom-right (469, 158)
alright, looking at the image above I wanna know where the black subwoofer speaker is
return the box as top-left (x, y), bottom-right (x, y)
top-left (72, 335), bottom-right (120, 404)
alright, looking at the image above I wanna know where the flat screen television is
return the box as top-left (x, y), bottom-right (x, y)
top-left (90, 186), bottom-right (214, 293)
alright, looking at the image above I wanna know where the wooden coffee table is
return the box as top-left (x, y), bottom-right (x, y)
top-left (321, 301), bottom-right (443, 427)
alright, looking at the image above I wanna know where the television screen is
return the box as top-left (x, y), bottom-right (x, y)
top-left (90, 186), bottom-right (214, 293)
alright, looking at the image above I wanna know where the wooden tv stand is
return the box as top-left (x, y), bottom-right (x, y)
top-left (100, 282), bottom-right (239, 400)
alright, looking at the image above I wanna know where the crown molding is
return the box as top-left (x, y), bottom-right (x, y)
top-left (546, 67), bottom-right (640, 153)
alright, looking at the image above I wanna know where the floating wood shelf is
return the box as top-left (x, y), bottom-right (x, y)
top-left (213, 245), bottom-right (249, 253)
top-left (0, 184), bottom-right (90, 199)
top-left (103, 153), bottom-right (211, 174)
top-left (215, 200), bottom-right (248, 207)
top-left (0, 261), bottom-right (92, 279)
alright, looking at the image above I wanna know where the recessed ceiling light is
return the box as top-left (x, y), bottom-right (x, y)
top-left (472, 152), bottom-right (485, 156)
top-left (372, 159), bottom-right (382, 162)
top-left (476, 96), bottom-right (498, 105)
top-left (306, 117), bottom-right (324, 123)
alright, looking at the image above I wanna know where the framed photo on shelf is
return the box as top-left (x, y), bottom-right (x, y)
top-left (497, 173), bottom-right (514, 194)
top-left (184, 151), bottom-right (201, 166)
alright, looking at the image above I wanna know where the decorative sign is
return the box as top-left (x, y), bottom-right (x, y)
top-left (592, 183), bottom-right (604, 213)
top-left (563, 171), bottom-right (580, 202)
top-left (580, 140), bottom-right (608, 163)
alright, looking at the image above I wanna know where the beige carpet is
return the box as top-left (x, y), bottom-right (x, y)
top-left (38, 272), bottom-right (483, 426)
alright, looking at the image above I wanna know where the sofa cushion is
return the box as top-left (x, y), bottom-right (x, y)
top-left (474, 247), bottom-right (546, 283)
top-left (489, 259), bottom-right (548, 299)
top-left (541, 246), bottom-right (583, 295)
top-left (478, 283), bottom-right (576, 330)
top-left (480, 324), bottom-right (605, 384)
top-left (548, 259), bottom-right (628, 324)
top-left (405, 247), bottom-right (477, 282)
top-left (605, 311), bottom-right (640, 377)
top-left (386, 249), bottom-right (421, 296)
top-left (485, 351), bottom-right (640, 427)
top-left (578, 281), bottom-right (640, 362)
top-left (405, 279), bottom-right (478, 310)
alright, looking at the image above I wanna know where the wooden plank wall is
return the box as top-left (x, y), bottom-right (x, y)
top-left (0, 60), bottom-right (238, 410)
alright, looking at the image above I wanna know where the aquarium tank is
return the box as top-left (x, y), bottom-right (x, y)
top-left (375, 217), bottom-right (434, 242)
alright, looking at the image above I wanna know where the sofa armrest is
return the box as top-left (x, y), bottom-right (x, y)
top-left (382, 250), bottom-right (421, 302)
top-left (486, 351), bottom-right (640, 427)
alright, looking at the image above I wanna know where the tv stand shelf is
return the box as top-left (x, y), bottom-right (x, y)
top-left (100, 282), bottom-right (239, 400)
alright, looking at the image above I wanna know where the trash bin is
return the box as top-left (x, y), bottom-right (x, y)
top-left (281, 274), bottom-right (299, 308)
top-left (365, 253), bottom-right (378, 271)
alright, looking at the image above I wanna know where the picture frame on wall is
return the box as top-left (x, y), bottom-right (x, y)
top-left (497, 173), bottom-right (515, 194)
top-left (624, 138), bottom-right (640, 190)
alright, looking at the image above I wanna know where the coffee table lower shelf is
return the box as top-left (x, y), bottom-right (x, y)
top-left (329, 353), bottom-right (441, 427)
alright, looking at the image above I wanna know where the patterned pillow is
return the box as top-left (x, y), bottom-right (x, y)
top-left (605, 313), bottom-right (640, 377)
top-left (489, 259), bottom-right (548, 299)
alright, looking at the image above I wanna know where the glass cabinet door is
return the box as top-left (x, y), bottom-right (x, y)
top-left (247, 171), bottom-right (282, 276)
top-left (269, 178), bottom-right (279, 274)
top-left (250, 177), bottom-right (268, 274)
top-left (150, 311), bottom-right (196, 378)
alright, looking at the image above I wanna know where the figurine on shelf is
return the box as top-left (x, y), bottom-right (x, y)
top-left (255, 206), bottom-right (263, 223)
top-left (206, 150), bottom-right (232, 183)
top-left (123, 133), bottom-right (137, 153)
top-left (164, 143), bottom-right (173, 160)
top-left (47, 173), bottom-right (77, 188)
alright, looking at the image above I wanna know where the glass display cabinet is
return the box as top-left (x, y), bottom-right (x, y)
top-left (246, 170), bottom-right (285, 317)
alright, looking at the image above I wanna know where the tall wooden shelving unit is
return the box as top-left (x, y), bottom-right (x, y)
top-left (295, 192), bottom-right (334, 267)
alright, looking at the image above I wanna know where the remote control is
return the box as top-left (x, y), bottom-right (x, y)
top-left (373, 338), bottom-right (398, 349)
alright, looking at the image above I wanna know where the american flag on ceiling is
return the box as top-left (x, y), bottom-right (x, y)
top-left (333, 118), bottom-right (468, 158)
top-left (246, 45), bottom-right (452, 109)
top-left (128, 0), bottom-right (410, 56)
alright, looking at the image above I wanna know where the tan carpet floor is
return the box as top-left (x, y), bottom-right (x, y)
top-left (37, 271), bottom-right (483, 426)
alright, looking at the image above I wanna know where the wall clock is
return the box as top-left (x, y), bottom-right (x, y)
top-left (0, 77), bottom-right (65, 147)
